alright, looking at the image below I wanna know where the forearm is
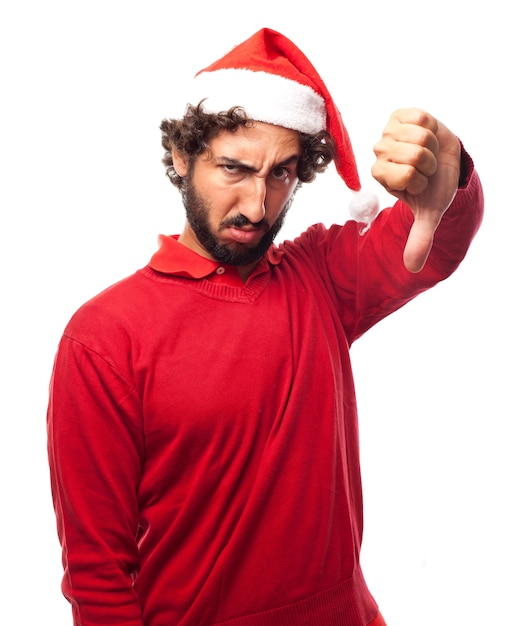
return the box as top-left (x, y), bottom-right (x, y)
top-left (427, 147), bottom-right (484, 273)
top-left (48, 336), bottom-right (145, 625)
top-left (329, 145), bottom-right (484, 341)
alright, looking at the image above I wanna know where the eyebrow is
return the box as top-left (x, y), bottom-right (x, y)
top-left (215, 154), bottom-right (300, 173)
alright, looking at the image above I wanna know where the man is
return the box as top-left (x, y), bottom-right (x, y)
top-left (47, 28), bottom-right (484, 626)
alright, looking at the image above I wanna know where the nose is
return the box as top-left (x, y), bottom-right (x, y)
top-left (238, 177), bottom-right (266, 224)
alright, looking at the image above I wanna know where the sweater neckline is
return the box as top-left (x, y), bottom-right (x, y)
top-left (148, 234), bottom-right (284, 287)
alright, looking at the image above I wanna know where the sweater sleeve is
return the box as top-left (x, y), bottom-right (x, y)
top-left (297, 147), bottom-right (484, 344)
top-left (47, 327), bottom-right (145, 625)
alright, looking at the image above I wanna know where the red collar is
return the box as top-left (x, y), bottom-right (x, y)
top-left (149, 235), bottom-right (283, 285)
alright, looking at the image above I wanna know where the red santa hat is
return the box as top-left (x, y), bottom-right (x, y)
top-left (185, 28), bottom-right (379, 222)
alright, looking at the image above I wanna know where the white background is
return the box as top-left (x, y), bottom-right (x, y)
top-left (1, 1), bottom-right (512, 624)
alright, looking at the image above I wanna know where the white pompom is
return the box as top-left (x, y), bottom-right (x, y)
top-left (348, 190), bottom-right (380, 227)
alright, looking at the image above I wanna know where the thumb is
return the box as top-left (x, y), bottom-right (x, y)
top-left (403, 214), bottom-right (441, 273)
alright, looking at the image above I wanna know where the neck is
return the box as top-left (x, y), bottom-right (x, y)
top-left (237, 261), bottom-right (260, 283)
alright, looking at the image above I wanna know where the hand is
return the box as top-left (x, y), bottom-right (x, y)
top-left (372, 108), bottom-right (461, 272)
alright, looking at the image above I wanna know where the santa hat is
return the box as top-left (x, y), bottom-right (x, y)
top-left (185, 28), bottom-right (378, 223)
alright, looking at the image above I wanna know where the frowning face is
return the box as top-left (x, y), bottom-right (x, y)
top-left (173, 122), bottom-right (301, 277)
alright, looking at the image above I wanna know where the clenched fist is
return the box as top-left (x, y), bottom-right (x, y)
top-left (372, 108), bottom-right (461, 272)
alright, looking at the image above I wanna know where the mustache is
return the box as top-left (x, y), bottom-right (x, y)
top-left (220, 214), bottom-right (269, 229)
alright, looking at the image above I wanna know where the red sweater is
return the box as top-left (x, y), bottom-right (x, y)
top-left (47, 162), bottom-right (483, 626)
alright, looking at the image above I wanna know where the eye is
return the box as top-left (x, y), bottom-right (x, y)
top-left (220, 163), bottom-right (246, 182)
top-left (222, 164), bottom-right (240, 174)
top-left (270, 166), bottom-right (289, 181)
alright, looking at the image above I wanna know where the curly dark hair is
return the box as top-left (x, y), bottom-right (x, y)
top-left (160, 102), bottom-right (335, 191)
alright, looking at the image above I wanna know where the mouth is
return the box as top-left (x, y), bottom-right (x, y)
top-left (224, 226), bottom-right (266, 245)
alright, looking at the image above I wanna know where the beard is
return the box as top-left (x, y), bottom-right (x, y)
top-left (181, 177), bottom-right (294, 266)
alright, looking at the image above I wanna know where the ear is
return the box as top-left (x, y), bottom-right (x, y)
top-left (172, 149), bottom-right (189, 178)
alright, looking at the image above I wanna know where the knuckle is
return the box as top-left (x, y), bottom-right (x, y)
top-left (405, 168), bottom-right (429, 194)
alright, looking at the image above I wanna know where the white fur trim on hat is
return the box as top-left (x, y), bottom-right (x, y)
top-left (190, 68), bottom-right (327, 135)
